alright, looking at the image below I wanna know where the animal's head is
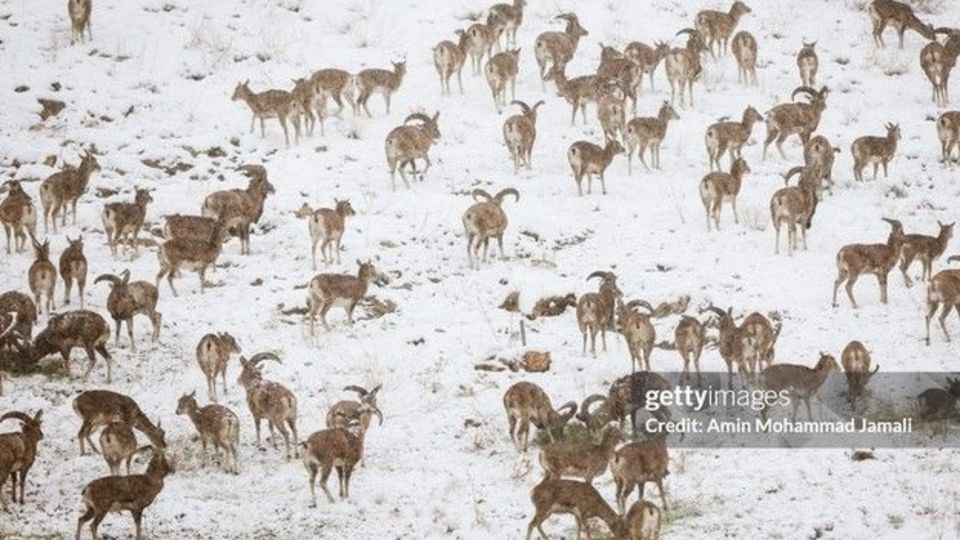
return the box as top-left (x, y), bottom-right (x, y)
top-left (0, 410), bottom-right (43, 442)
top-left (660, 101), bottom-right (680, 121)
top-left (885, 122), bottom-right (901, 141)
top-left (219, 332), bottom-right (241, 354)
top-left (65, 235), bottom-right (84, 252)
top-left (134, 188), bottom-right (154, 206)
top-left (392, 60), bottom-right (407, 77)
top-left (176, 391), bottom-right (198, 416)
top-left (732, 1), bottom-right (752, 17)
top-left (816, 352), bottom-right (840, 373)
top-left (357, 259), bottom-right (389, 286)
top-left (744, 106), bottom-right (763, 124)
top-left (79, 149), bottom-right (100, 173)
top-left (335, 199), bottom-right (356, 217)
top-left (237, 352), bottom-right (281, 387)
top-left (231, 80), bottom-right (250, 101)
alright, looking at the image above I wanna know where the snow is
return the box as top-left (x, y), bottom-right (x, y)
top-left (1, 0), bottom-right (959, 538)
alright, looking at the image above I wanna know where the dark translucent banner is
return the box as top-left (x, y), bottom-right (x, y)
top-left (619, 372), bottom-right (959, 448)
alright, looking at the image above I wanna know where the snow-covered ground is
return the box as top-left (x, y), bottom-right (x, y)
top-left (1, 0), bottom-right (959, 538)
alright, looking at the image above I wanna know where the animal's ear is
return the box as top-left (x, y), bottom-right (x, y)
top-left (356, 259), bottom-right (362, 267)
top-left (188, 390), bottom-right (196, 398)
top-left (157, 418), bottom-right (162, 429)
top-left (34, 410), bottom-right (43, 422)
top-left (243, 79), bottom-right (249, 86)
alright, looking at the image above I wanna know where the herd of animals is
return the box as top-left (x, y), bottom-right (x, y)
top-left (0, 0), bottom-right (960, 538)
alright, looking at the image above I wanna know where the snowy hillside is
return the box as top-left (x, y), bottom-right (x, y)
top-left (1, 0), bottom-right (959, 538)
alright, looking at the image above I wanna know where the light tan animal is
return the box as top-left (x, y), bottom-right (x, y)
top-left (851, 123), bottom-right (900, 182)
top-left (162, 214), bottom-right (233, 246)
top-left (326, 385), bottom-right (383, 467)
top-left (485, 48), bottom-right (521, 112)
top-left (176, 391), bottom-right (240, 473)
top-left (68, 0), bottom-right (92, 44)
top-left (354, 61), bottom-right (406, 117)
top-left (73, 390), bottom-right (166, 455)
top-left (502, 381), bottom-right (577, 451)
top-left (101, 188), bottom-right (153, 257)
top-left (463, 187), bottom-right (519, 268)
top-left (699, 158), bottom-right (751, 232)
top-left (900, 221), bottom-right (954, 286)
top-left (577, 271), bottom-right (624, 357)
top-left (741, 312), bottom-right (781, 374)
top-left (674, 315), bottom-right (706, 385)
top-left (597, 87), bottom-right (627, 143)
top-left (310, 68), bottom-right (355, 116)
top-left (624, 41), bottom-right (671, 92)
top-left (841, 340), bottom-right (877, 412)
top-left (307, 260), bottom-right (388, 334)
top-left (832, 218), bottom-right (904, 308)
top-left (534, 13), bottom-right (589, 89)
top-left (544, 63), bottom-right (601, 126)
top-left (936, 111), bottom-right (960, 164)
top-left (868, 0), bottom-right (935, 49)
top-left (731, 30), bottom-right (757, 85)
top-left (28, 237), bottom-right (57, 316)
top-left (759, 353), bottom-right (839, 421)
top-left (624, 101), bottom-right (680, 173)
top-left (804, 134), bottom-right (839, 190)
top-left (155, 220), bottom-right (226, 296)
top-left (59, 236), bottom-right (87, 308)
top-left (626, 500), bottom-right (662, 540)
top-left (705, 106), bottom-right (763, 171)
top-left (201, 164), bottom-right (275, 255)
top-left (539, 425), bottom-right (622, 484)
top-left (75, 446), bottom-right (172, 540)
top-left (596, 45), bottom-right (642, 114)
top-left (665, 29), bottom-right (707, 108)
top-left (98, 421), bottom-right (137, 475)
top-left (617, 300), bottom-right (656, 372)
top-left (921, 38), bottom-right (959, 107)
top-left (925, 257), bottom-right (960, 344)
top-left (196, 332), bottom-right (241, 402)
top-left (237, 352), bottom-right (298, 460)
top-left (464, 22), bottom-right (497, 76)
top-left (611, 437), bottom-right (669, 514)
top-left (0, 181), bottom-right (38, 254)
top-left (503, 100), bottom-right (544, 173)
top-left (487, 0), bottom-right (526, 48)
top-left (770, 166), bottom-right (820, 255)
top-left (702, 306), bottom-right (756, 389)
top-left (39, 149), bottom-right (99, 233)
top-left (300, 426), bottom-right (362, 506)
top-left (384, 112), bottom-right (441, 190)
top-left (526, 478), bottom-right (627, 540)
top-left (295, 199), bottom-right (356, 269)
top-left (0, 410), bottom-right (43, 508)
top-left (763, 86), bottom-right (830, 160)
top-left (433, 32), bottom-right (469, 96)
top-left (291, 77), bottom-right (321, 136)
top-left (231, 80), bottom-right (302, 148)
top-left (797, 41), bottom-right (818, 87)
top-left (95, 271), bottom-right (161, 352)
top-left (694, 1), bottom-right (751, 56)
top-left (568, 139), bottom-right (625, 196)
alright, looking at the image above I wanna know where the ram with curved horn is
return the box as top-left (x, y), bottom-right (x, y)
top-left (385, 112), bottom-right (441, 190)
top-left (576, 271), bottom-right (623, 357)
top-left (763, 85), bottom-right (829, 160)
top-left (503, 100), bottom-right (544, 173)
top-left (770, 164), bottom-right (820, 255)
top-left (575, 394), bottom-right (615, 436)
top-left (462, 187), bottom-right (519, 268)
top-left (617, 299), bottom-right (657, 372)
top-left (503, 381), bottom-right (577, 451)
top-left (533, 13), bottom-right (588, 89)
top-left (95, 270), bottom-right (162, 353)
top-left (237, 351), bottom-right (299, 460)
top-left (0, 409), bottom-right (43, 507)
top-left (326, 384), bottom-right (384, 466)
top-left (701, 305), bottom-right (756, 388)
top-left (663, 28), bottom-right (706, 109)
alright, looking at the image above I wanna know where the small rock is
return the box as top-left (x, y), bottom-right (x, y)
top-left (14, 85), bottom-right (28, 93)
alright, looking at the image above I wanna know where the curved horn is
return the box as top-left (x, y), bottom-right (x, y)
top-left (120, 269), bottom-right (131, 284)
top-left (365, 404), bottom-right (384, 426)
top-left (581, 394), bottom-right (608, 414)
top-left (369, 384), bottom-right (382, 396)
top-left (791, 86), bottom-right (817, 101)
top-left (0, 313), bottom-right (17, 342)
top-left (704, 306), bottom-right (728, 319)
top-left (471, 189), bottom-right (494, 203)
top-left (494, 188), bottom-right (520, 204)
top-left (94, 273), bottom-right (122, 287)
top-left (404, 112), bottom-right (432, 125)
top-left (510, 100), bottom-right (530, 114)
top-left (343, 385), bottom-right (369, 397)
top-left (782, 166), bottom-right (805, 184)
top-left (948, 255), bottom-right (960, 264)
top-left (676, 28), bottom-right (696, 36)
top-left (0, 411), bottom-right (33, 425)
top-left (626, 299), bottom-right (654, 313)
top-left (249, 351), bottom-right (281, 367)
top-left (557, 401), bottom-right (578, 415)
top-left (531, 100), bottom-right (545, 113)
top-left (586, 271), bottom-right (608, 281)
